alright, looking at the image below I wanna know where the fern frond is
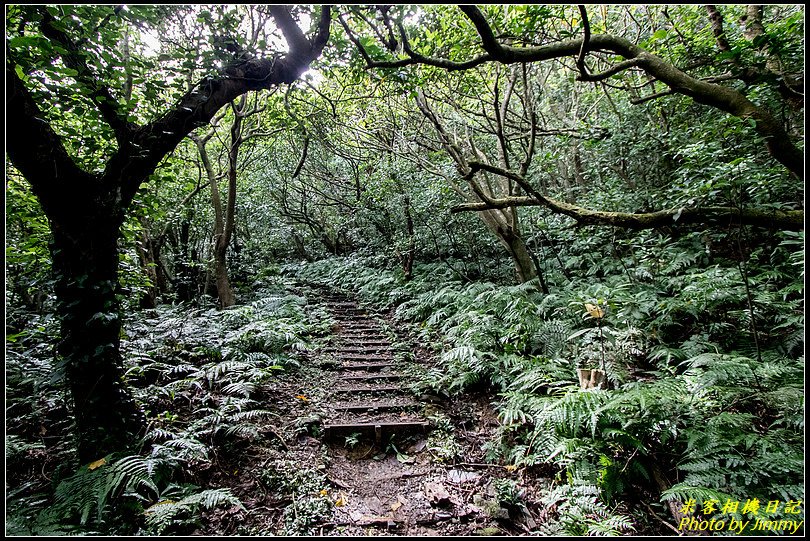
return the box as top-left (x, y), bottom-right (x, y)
top-left (144, 488), bottom-right (242, 534)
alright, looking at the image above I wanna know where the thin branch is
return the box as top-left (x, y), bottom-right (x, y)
top-left (630, 89), bottom-right (675, 105)
top-left (576, 5), bottom-right (590, 74)
top-left (291, 137), bottom-right (309, 179)
top-left (578, 58), bottom-right (643, 82)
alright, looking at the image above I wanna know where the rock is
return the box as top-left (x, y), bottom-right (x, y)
top-left (424, 481), bottom-right (451, 506)
top-left (447, 469), bottom-right (480, 484)
top-left (407, 439), bottom-right (428, 453)
top-left (473, 494), bottom-right (509, 520)
top-left (474, 527), bottom-right (501, 536)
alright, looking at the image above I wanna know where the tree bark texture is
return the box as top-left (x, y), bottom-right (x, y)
top-left (478, 210), bottom-right (538, 283)
top-left (51, 206), bottom-right (144, 463)
top-left (6, 6), bottom-right (331, 458)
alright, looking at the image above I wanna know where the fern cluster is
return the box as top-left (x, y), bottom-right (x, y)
top-left (292, 239), bottom-right (803, 534)
top-left (6, 283), bottom-right (333, 535)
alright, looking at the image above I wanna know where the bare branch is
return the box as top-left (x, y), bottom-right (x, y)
top-left (630, 89), bottom-right (675, 105)
top-left (578, 58), bottom-right (643, 82)
top-left (576, 5), bottom-right (591, 74)
top-left (291, 137), bottom-right (309, 179)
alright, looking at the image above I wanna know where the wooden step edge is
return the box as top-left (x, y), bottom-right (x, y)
top-left (339, 374), bottom-right (402, 381)
top-left (340, 362), bottom-right (396, 370)
top-left (332, 386), bottom-right (404, 393)
top-left (332, 402), bottom-right (420, 412)
top-left (324, 421), bottom-right (429, 429)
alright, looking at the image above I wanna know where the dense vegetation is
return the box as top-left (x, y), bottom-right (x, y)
top-left (6, 4), bottom-right (804, 536)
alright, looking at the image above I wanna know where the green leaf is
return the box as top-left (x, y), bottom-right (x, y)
top-left (14, 64), bottom-right (28, 82)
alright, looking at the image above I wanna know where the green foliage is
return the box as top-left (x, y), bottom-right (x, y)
top-left (260, 459), bottom-right (332, 535)
top-left (23, 453), bottom-right (241, 535)
top-left (426, 413), bottom-right (464, 462)
top-left (296, 238), bottom-right (803, 532)
top-left (539, 484), bottom-right (635, 536)
top-left (6, 281), bottom-right (331, 535)
top-left (6, 3), bottom-right (804, 536)
top-left (143, 487), bottom-right (243, 535)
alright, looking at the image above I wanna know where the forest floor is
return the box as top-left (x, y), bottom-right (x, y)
top-left (196, 287), bottom-right (552, 536)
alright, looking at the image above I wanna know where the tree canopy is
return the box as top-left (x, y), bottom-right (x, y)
top-left (5, 4), bottom-right (804, 537)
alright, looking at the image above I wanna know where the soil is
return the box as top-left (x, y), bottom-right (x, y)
top-left (196, 287), bottom-right (553, 536)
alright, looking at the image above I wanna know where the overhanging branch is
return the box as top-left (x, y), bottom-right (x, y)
top-left (111, 6), bottom-right (332, 205)
top-left (453, 163), bottom-right (803, 231)
top-left (355, 5), bottom-right (803, 180)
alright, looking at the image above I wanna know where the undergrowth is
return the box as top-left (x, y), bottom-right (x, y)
top-left (289, 226), bottom-right (804, 535)
top-left (5, 277), bottom-right (333, 535)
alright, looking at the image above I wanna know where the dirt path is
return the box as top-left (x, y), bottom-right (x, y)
top-left (201, 288), bottom-right (539, 535)
top-left (313, 290), bottom-right (526, 536)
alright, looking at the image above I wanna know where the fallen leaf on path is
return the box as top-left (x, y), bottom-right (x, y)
top-left (295, 394), bottom-right (310, 403)
top-left (335, 491), bottom-right (348, 507)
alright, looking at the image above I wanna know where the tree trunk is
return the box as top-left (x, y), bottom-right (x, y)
top-left (402, 193), bottom-right (416, 281)
top-left (213, 236), bottom-right (235, 307)
top-left (136, 217), bottom-right (161, 309)
top-left (499, 225), bottom-right (539, 283)
top-left (478, 209), bottom-right (539, 283)
top-left (51, 213), bottom-right (144, 463)
top-left (174, 213), bottom-right (199, 302)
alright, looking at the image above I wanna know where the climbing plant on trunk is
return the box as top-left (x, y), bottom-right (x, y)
top-left (6, 4), bottom-right (331, 462)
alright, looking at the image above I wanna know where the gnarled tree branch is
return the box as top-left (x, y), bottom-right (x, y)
top-left (354, 5), bottom-right (802, 180)
top-left (452, 162), bottom-right (803, 231)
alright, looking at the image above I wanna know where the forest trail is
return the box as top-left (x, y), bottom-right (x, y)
top-left (308, 290), bottom-right (530, 536)
top-left (320, 292), bottom-right (428, 439)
